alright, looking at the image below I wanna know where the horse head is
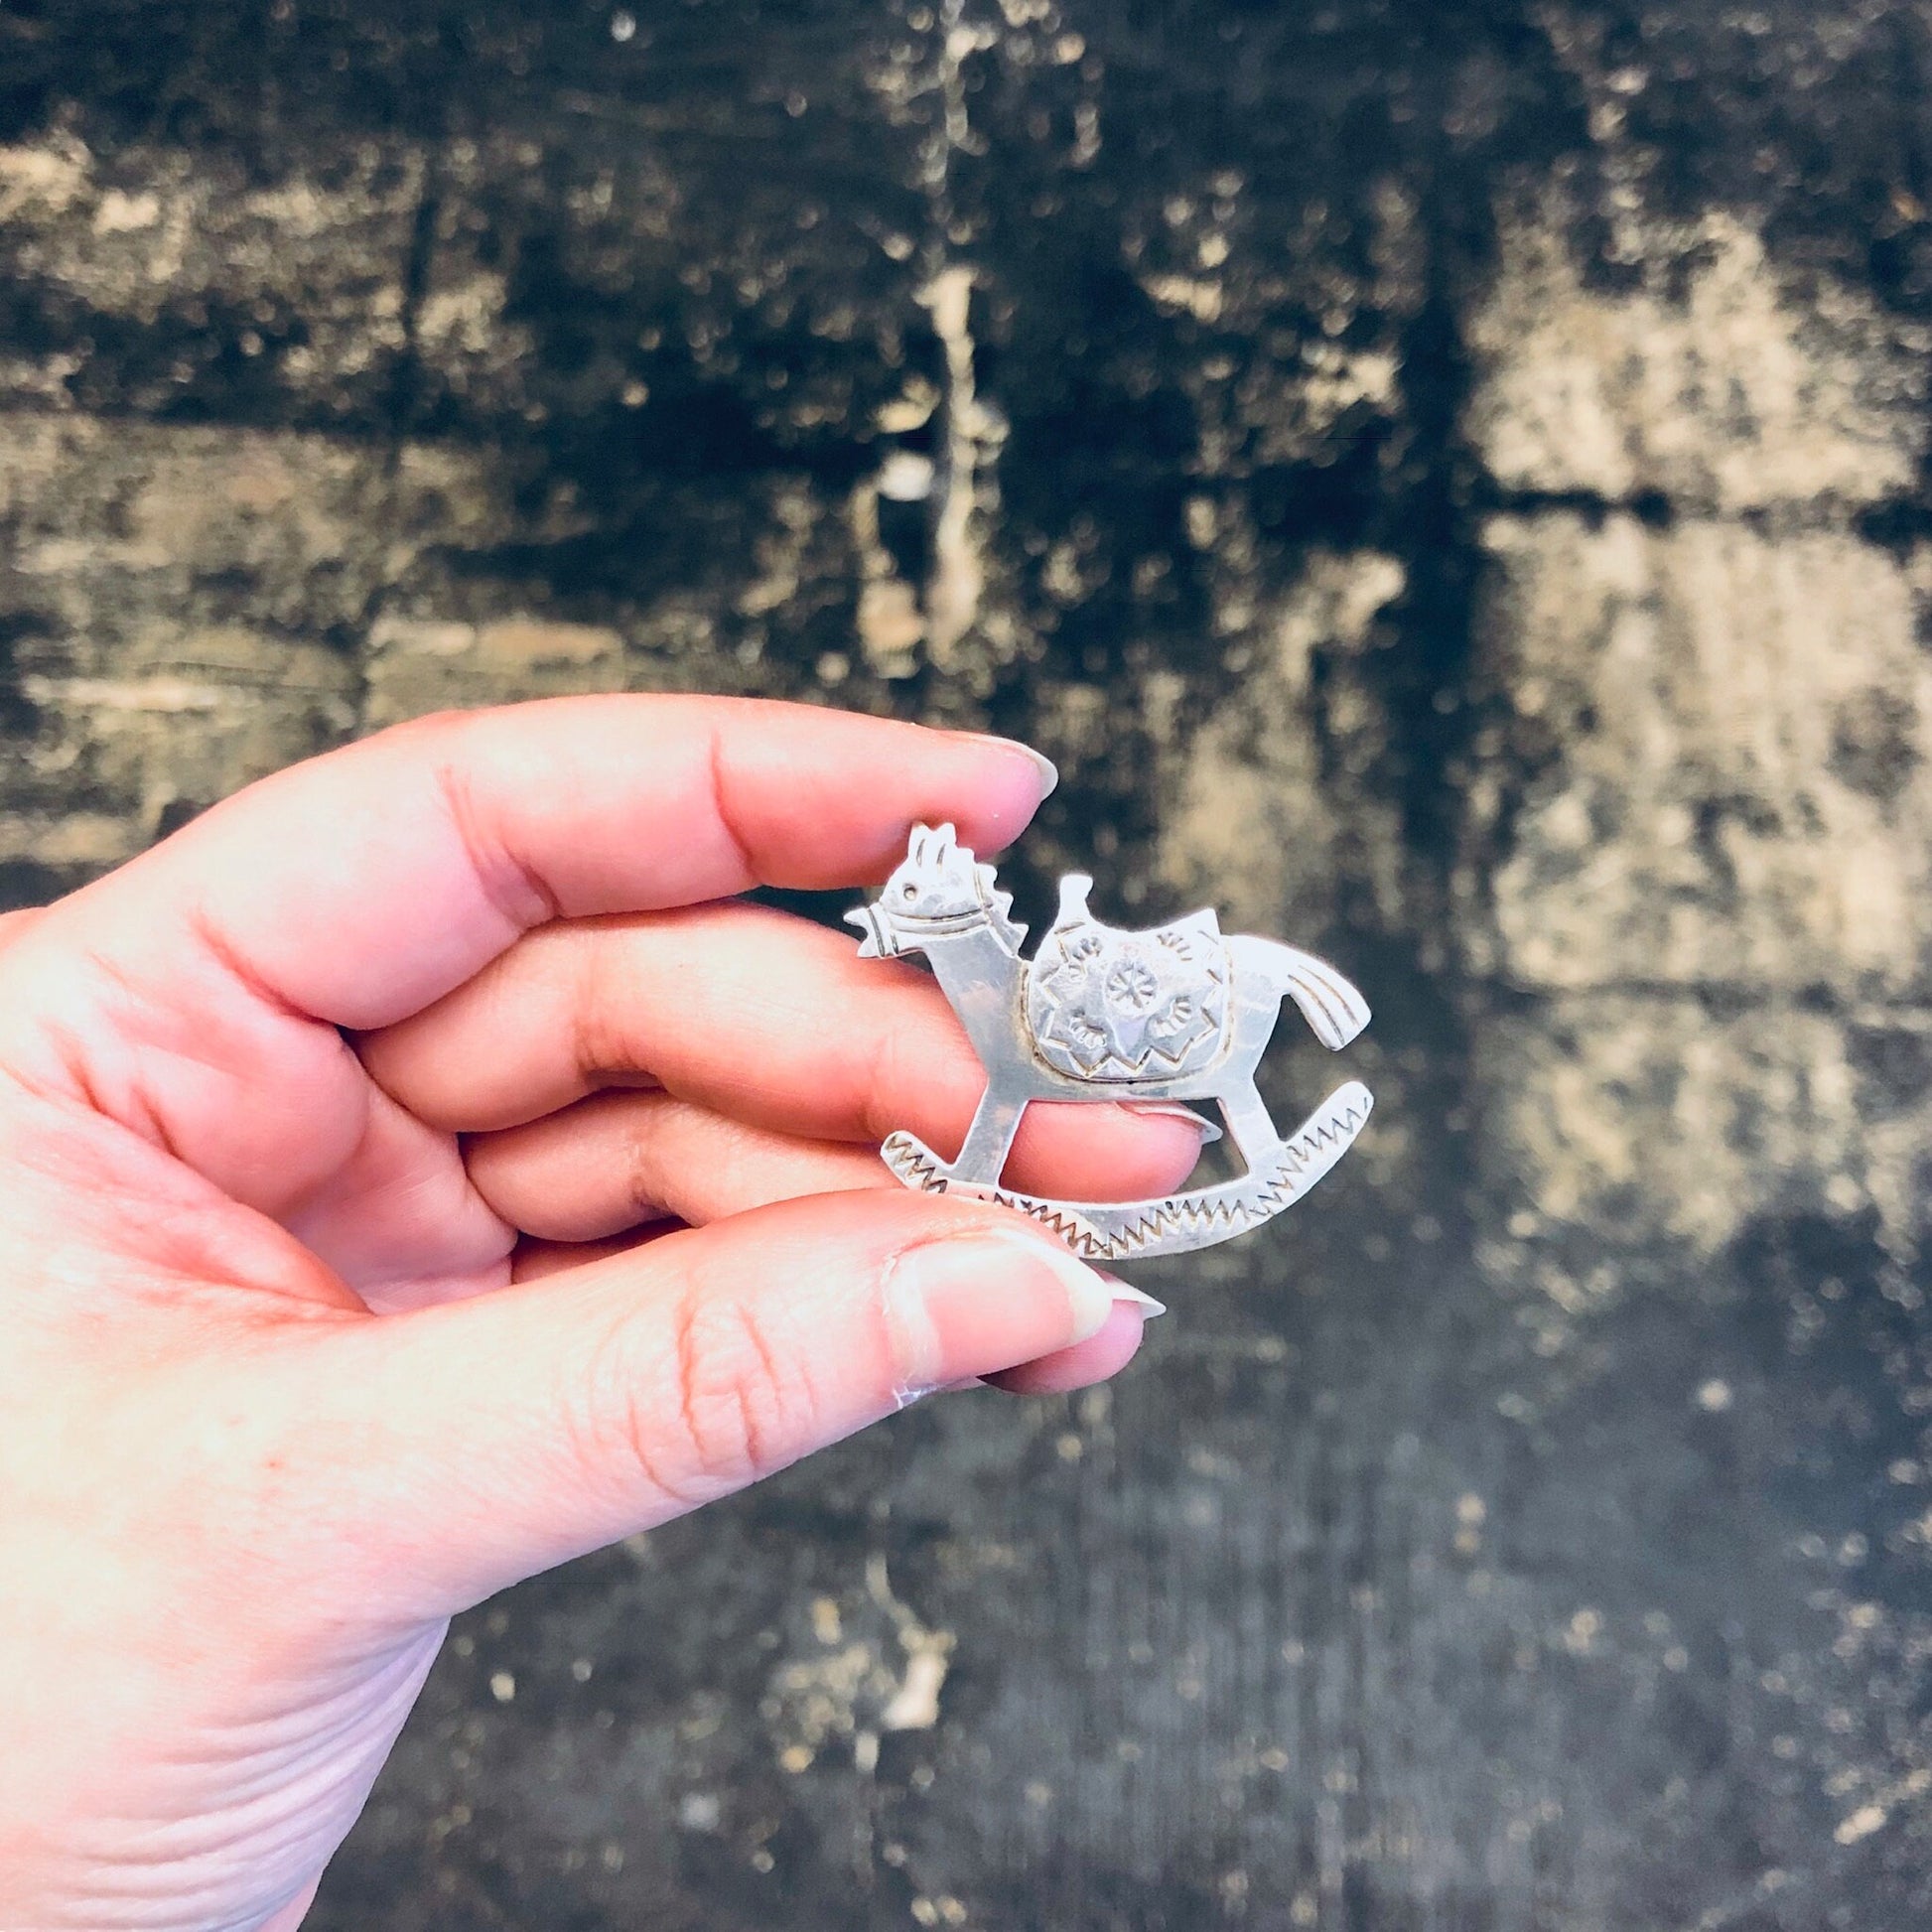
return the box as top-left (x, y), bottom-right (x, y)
top-left (847, 822), bottom-right (1027, 959)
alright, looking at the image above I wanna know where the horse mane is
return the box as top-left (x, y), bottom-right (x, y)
top-left (973, 861), bottom-right (1029, 953)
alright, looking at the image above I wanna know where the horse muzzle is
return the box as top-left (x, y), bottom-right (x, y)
top-left (845, 904), bottom-right (890, 957)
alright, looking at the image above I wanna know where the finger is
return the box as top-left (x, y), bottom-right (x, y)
top-left (280, 1080), bottom-right (515, 1309)
top-left (500, 1176), bottom-right (1163, 1395)
top-left (363, 901), bottom-right (1212, 1201)
top-left (464, 1081), bottom-right (1201, 1243)
top-left (35, 699), bottom-right (1056, 1032)
top-left (468, 1090), bottom-right (894, 1240)
top-left (0, 700), bottom-right (1056, 1199)
top-left (258, 1878), bottom-right (323, 1932)
top-left (510, 1223), bottom-right (684, 1283)
top-left (981, 1291), bottom-right (1164, 1395)
top-left (277, 1189), bottom-right (1143, 1617)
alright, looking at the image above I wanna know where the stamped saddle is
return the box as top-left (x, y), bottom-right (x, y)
top-left (1025, 875), bottom-right (1233, 1082)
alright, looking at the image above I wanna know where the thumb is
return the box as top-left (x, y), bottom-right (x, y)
top-left (282, 1190), bottom-right (1117, 1619)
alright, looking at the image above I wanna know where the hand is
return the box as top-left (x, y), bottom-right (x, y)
top-left (0, 698), bottom-right (1201, 1931)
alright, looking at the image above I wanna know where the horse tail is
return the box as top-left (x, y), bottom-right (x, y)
top-left (1228, 935), bottom-right (1370, 1050)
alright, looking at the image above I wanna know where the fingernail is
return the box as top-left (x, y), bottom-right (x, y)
top-left (965, 733), bottom-right (1058, 802)
top-left (1122, 1101), bottom-right (1219, 1142)
top-left (1104, 1279), bottom-right (1169, 1320)
top-left (885, 1226), bottom-right (1112, 1394)
top-left (892, 1375), bottom-right (984, 1412)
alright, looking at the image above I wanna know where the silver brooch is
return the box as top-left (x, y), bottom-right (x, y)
top-left (848, 824), bottom-right (1373, 1260)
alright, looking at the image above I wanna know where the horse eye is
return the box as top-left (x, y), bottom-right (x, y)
top-left (901, 883), bottom-right (919, 900)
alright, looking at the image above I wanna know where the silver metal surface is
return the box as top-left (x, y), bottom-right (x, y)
top-left (847, 823), bottom-right (1373, 1260)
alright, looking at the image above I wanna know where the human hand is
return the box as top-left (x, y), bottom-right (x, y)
top-left (0, 697), bottom-right (1202, 1931)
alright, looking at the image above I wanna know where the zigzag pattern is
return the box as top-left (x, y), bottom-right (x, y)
top-left (880, 1088), bottom-right (1371, 1261)
top-left (881, 1135), bottom-right (1112, 1249)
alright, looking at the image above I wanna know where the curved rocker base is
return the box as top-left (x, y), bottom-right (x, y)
top-left (881, 1080), bottom-right (1374, 1262)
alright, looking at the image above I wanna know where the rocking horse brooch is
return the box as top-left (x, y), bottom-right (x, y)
top-left (847, 824), bottom-right (1374, 1261)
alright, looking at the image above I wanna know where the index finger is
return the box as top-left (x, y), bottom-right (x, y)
top-left (29, 697), bottom-right (1057, 1032)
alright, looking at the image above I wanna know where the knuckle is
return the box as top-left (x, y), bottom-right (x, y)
top-left (576, 1284), bottom-right (819, 1516)
top-left (668, 1290), bottom-right (817, 1491)
top-left (570, 937), bottom-right (650, 1087)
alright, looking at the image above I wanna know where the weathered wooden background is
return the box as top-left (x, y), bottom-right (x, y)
top-left (5, 1), bottom-right (1932, 1925)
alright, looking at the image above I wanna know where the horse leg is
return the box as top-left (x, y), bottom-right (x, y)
top-left (1216, 1077), bottom-right (1283, 1176)
top-left (947, 1079), bottom-right (1030, 1185)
